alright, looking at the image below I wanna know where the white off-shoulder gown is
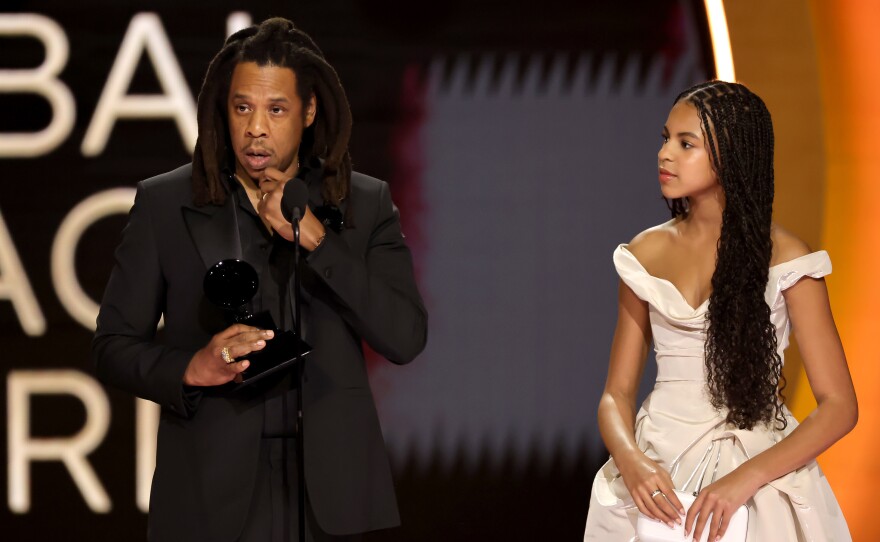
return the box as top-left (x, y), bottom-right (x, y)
top-left (583, 245), bottom-right (852, 541)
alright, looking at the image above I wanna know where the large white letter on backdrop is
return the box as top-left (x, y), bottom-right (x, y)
top-left (136, 398), bottom-right (159, 513)
top-left (8, 370), bottom-right (112, 513)
top-left (0, 208), bottom-right (45, 336)
top-left (51, 188), bottom-right (136, 331)
top-left (0, 14), bottom-right (75, 157)
top-left (81, 12), bottom-right (197, 156)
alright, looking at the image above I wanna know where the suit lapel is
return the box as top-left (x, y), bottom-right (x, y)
top-left (182, 199), bottom-right (241, 270)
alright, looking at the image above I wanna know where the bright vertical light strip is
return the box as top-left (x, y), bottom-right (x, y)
top-left (704, 0), bottom-right (736, 81)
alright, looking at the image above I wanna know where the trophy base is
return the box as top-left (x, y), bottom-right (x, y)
top-left (237, 330), bottom-right (312, 386)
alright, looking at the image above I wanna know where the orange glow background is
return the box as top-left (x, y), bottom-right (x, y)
top-left (811, 1), bottom-right (880, 537)
top-left (725, 1), bottom-right (879, 538)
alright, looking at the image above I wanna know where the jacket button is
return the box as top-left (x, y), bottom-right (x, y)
top-left (323, 267), bottom-right (332, 279)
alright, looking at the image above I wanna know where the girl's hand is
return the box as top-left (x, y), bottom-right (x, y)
top-left (685, 468), bottom-right (758, 541)
top-left (616, 449), bottom-right (685, 528)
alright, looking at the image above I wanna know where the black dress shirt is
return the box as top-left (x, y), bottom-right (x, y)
top-left (228, 176), bottom-right (298, 437)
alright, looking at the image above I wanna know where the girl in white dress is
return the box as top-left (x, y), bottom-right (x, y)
top-left (584, 81), bottom-right (857, 541)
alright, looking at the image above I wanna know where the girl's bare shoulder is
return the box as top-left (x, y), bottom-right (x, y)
top-left (770, 223), bottom-right (813, 266)
top-left (627, 219), bottom-right (680, 263)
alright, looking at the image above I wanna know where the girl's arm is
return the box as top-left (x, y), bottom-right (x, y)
top-left (685, 275), bottom-right (858, 540)
top-left (598, 280), bottom-right (686, 527)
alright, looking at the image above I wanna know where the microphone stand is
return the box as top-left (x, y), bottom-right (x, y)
top-left (292, 212), bottom-right (306, 542)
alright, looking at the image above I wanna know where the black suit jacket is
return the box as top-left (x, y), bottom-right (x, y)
top-left (93, 163), bottom-right (427, 541)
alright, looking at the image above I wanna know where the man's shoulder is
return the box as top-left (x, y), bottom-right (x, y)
top-left (140, 163), bottom-right (193, 191)
top-left (350, 170), bottom-right (387, 196)
top-left (138, 163), bottom-right (194, 203)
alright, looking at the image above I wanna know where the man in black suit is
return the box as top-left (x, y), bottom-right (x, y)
top-left (93, 18), bottom-right (427, 541)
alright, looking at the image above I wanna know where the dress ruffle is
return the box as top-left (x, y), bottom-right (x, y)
top-left (613, 244), bottom-right (832, 318)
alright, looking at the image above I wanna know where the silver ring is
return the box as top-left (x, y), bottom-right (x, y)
top-left (650, 489), bottom-right (663, 498)
top-left (221, 347), bottom-right (233, 364)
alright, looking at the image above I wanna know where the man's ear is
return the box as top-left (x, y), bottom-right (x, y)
top-left (305, 94), bottom-right (317, 127)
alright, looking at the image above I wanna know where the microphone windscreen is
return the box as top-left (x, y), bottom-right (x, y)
top-left (281, 179), bottom-right (310, 221)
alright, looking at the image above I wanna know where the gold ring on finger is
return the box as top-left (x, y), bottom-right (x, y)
top-left (221, 346), bottom-right (233, 364)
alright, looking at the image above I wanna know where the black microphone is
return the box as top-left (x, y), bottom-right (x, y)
top-left (282, 176), bottom-right (309, 542)
top-left (281, 178), bottom-right (309, 222)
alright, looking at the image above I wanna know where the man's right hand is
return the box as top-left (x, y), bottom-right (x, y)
top-left (183, 324), bottom-right (274, 386)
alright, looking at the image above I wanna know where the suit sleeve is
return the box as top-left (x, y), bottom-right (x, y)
top-left (306, 181), bottom-right (428, 364)
top-left (92, 182), bottom-right (199, 417)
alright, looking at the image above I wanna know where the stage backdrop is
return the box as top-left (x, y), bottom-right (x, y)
top-left (7, 1), bottom-right (872, 540)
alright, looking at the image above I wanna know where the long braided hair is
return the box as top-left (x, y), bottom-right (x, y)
top-left (191, 17), bottom-right (352, 216)
top-left (667, 81), bottom-right (785, 430)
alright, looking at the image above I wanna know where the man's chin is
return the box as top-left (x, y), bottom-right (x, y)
top-left (236, 163), bottom-right (270, 184)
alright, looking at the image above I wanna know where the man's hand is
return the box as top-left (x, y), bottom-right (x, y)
top-left (183, 324), bottom-right (274, 386)
top-left (257, 167), bottom-right (326, 250)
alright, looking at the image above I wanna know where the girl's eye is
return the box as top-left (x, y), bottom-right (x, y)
top-left (661, 134), bottom-right (669, 143)
top-left (681, 141), bottom-right (693, 149)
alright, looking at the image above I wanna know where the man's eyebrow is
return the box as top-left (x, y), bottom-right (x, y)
top-left (229, 93), bottom-right (291, 103)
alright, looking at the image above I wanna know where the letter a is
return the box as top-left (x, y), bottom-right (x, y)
top-left (81, 13), bottom-right (197, 156)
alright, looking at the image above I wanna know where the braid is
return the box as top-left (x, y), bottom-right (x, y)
top-left (192, 18), bottom-right (353, 224)
top-left (672, 81), bottom-right (786, 430)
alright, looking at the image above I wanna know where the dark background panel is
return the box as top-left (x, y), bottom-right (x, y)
top-left (1, 2), bottom-right (712, 539)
